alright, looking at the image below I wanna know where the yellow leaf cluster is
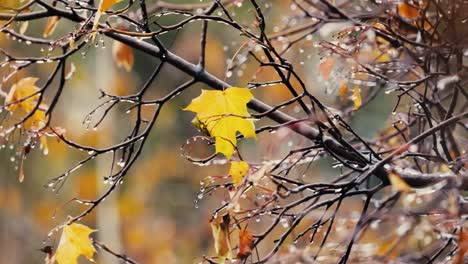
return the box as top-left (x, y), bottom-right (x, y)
top-left (5, 77), bottom-right (40, 112)
top-left (229, 161), bottom-right (249, 186)
top-left (5, 77), bottom-right (49, 131)
top-left (55, 223), bottom-right (96, 264)
top-left (112, 40), bottom-right (134, 71)
top-left (184, 87), bottom-right (256, 159)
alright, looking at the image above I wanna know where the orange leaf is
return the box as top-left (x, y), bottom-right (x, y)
top-left (112, 40), bottom-right (134, 71)
top-left (237, 229), bottom-right (254, 259)
top-left (92, 0), bottom-right (123, 40)
top-left (43, 16), bottom-right (60, 38)
top-left (338, 82), bottom-right (348, 100)
top-left (398, 3), bottom-right (420, 19)
top-left (98, 0), bottom-right (123, 12)
top-left (453, 229), bottom-right (468, 264)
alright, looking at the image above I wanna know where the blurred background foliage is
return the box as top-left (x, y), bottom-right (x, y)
top-left (0, 0), bottom-right (395, 263)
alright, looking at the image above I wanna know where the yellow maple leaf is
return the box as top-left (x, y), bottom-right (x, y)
top-left (229, 161), bottom-right (249, 186)
top-left (184, 87), bottom-right (256, 159)
top-left (5, 77), bottom-right (41, 112)
top-left (5, 77), bottom-right (49, 132)
top-left (112, 40), bottom-right (134, 71)
top-left (55, 223), bottom-right (96, 264)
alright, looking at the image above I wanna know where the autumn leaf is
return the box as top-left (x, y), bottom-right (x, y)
top-left (388, 172), bottom-right (412, 192)
top-left (229, 161), bottom-right (249, 186)
top-left (351, 85), bottom-right (362, 110)
top-left (453, 229), bottom-right (468, 264)
top-left (92, 0), bottom-right (123, 39)
top-left (43, 16), bottom-right (60, 38)
top-left (338, 82), bottom-right (348, 101)
top-left (237, 229), bottom-right (254, 259)
top-left (112, 40), bottom-right (134, 71)
top-left (210, 214), bottom-right (231, 263)
top-left (5, 77), bottom-right (41, 112)
top-left (5, 78), bottom-right (50, 132)
top-left (397, 3), bottom-right (420, 20)
top-left (184, 87), bottom-right (256, 159)
top-left (25, 107), bottom-right (48, 131)
top-left (55, 223), bottom-right (96, 264)
top-left (98, 0), bottom-right (123, 12)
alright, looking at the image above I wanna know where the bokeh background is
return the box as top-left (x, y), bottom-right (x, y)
top-left (0, 1), bottom-right (395, 263)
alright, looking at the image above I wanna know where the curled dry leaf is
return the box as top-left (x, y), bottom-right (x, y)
top-left (43, 16), bottom-right (60, 38)
top-left (54, 223), bottom-right (96, 264)
top-left (210, 214), bottom-right (231, 263)
top-left (112, 40), bottom-right (134, 71)
top-left (229, 161), bottom-right (249, 186)
top-left (184, 87), bottom-right (256, 159)
top-left (237, 229), bottom-right (254, 259)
